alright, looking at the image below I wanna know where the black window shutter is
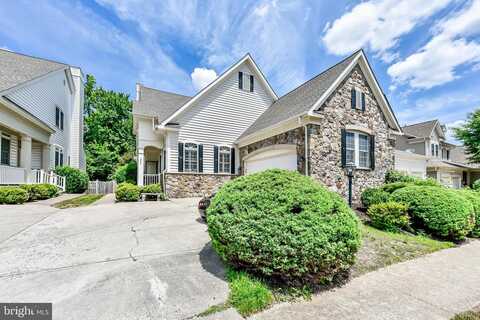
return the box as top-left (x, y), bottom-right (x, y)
top-left (351, 89), bottom-right (356, 109)
top-left (370, 135), bottom-right (375, 170)
top-left (60, 152), bottom-right (64, 166)
top-left (341, 129), bottom-right (346, 167)
top-left (250, 75), bottom-right (254, 92)
top-left (60, 112), bottom-right (64, 130)
top-left (213, 145), bottom-right (219, 173)
top-left (238, 72), bottom-right (243, 90)
top-left (198, 144), bottom-right (203, 173)
top-left (361, 93), bottom-right (366, 111)
top-left (55, 108), bottom-right (59, 127)
top-left (230, 148), bottom-right (235, 174)
top-left (55, 151), bottom-right (59, 167)
top-left (178, 142), bottom-right (184, 172)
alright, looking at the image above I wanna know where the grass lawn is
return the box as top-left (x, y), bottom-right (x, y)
top-left (451, 309), bottom-right (480, 320)
top-left (198, 223), bottom-right (455, 318)
top-left (53, 194), bottom-right (103, 209)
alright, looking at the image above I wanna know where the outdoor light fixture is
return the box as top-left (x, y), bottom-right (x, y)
top-left (345, 162), bottom-right (356, 208)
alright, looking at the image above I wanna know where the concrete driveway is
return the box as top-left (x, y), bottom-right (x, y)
top-left (0, 198), bottom-right (229, 320)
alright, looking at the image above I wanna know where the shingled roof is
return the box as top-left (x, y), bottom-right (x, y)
top-left (240, 50), bottom-right (359, 138)
top-left (402, 120), bottom-right (438, 138)
top-left (0, 49), bottom-right (67, 93)
top-left (133, 85), bottom-right (191, 122)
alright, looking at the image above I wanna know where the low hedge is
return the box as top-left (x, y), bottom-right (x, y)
top-left (473, 180), bottom-right (480, 191)
top-left (390, 186), bottom-right (475, 241)
top-left (367, 201), bottom-right (410, 232)
top-left (0, 187), bottom-right (29, 204)
top-left (20, 184), bottom-right (59, 201)
top-left (385, 170), bottom-right (418, 184)
top-left (207, 169), bottom-right (361, 284)
top-left (456, 189), bottom-right (480, 238)
top-left (54, 166), bottom-right (88, 193)
top-left (361, 187), bottom-right (389, 208)
top-left (141, 184), bottom-right (162, 194)
top-left (115, 182), bottom-right (140, 202)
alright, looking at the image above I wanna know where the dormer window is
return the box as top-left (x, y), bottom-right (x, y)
top-left (351, 88), bottom-right (365, 111)
top-left (238, 72), bottom-right (254, 92)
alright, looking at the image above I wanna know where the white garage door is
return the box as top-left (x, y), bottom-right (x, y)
top-left (244, 145), bottom-right (297, 175)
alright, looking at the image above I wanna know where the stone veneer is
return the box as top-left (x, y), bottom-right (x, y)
top-left (240, 66), bottom-right (395, 204)
top-left (164, 173), bottom-right (236, 198)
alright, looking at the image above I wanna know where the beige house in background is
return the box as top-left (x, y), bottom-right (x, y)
top-left (395, 119), bottom-right (480, 188)
top-left (0, 49), bottom-right (85, 189)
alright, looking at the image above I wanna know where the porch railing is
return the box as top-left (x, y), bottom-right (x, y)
top-left (32, 169), bottom-right (66, 191)
top-left (144, 174), bottom-right (162, 186)
top-left (0, 165), bottom-right (26, 184)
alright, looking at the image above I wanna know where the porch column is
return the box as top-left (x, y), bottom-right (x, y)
top-left (137, 148), bottom-right (144, 186)
top-left (42, 144), bottom-right (51, 171)
top-left (20, 135), bottom-right (32, 182)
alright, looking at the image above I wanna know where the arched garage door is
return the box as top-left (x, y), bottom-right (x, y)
top-left (244, 145), bottom-right (297, 175)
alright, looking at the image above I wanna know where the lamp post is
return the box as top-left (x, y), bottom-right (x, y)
top-left (345, 162), bottom-right (356, 208)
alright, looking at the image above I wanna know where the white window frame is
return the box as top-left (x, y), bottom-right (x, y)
top-left (0, 132), bottom-right (11, 166)
top-left (218, 146), bottom-right (231, 174)
top-left (54, 145), bottom-right (64, 168)
top-left (183, 142), bottom-right (199, 173)
top-left (241, 72), bottom-right (253, 92)
top-left (346, 131), bottom-right (371, 169)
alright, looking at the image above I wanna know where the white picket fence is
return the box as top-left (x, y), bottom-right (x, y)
top-left (32, 169), bottom-right (66, 191)
top-left (143, 174), bottom-right (162, 186)
top-left (87, 180), bottom-right (117, 194)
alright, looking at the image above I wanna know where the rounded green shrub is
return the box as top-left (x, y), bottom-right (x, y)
top-left (385, 170), bottom-right (417, 184)
top-left (207, 169), bottom-right (361, 284)
top-left (473, 179), bottom-right (480, 191)
top-left (390, 185), bottom-right (475, 241)
top-left (113, 160), bottom-right (137, 184)
top-left (54, 166), bottom-right (88, 193)
top-left (0, 187), bottom-right (29, 204)
top-left (361, 187), bottom-right (390, 208)
top-left (367, 201), bottom-right (410, 232)
top-left (20, 184), bottom-right (59, 201)
top-left (456, 189), bottom-right (480, 237)
top-left (115, 182), bottom-right (140, 202)
top-left (141, 184), bottom-right (162, 193)
top-left (381, 182), bottom-right (409, 194)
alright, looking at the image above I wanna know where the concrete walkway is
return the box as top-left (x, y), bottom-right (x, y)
top-left (252, 240), bottom-right (480, 320)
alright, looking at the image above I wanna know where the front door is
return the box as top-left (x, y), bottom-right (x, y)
top-left (145, 161), bottom-right (158, 174)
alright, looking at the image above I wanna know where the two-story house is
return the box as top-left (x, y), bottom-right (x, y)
top-left (133, 50), bottom-right (402, 202)
top-left (0, 49), bottom-right (85, 188)
top-left (395, 119), bottom-right (479, 188)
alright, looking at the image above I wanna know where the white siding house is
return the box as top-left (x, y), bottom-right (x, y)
top-left (0, 49), bottom-right (85, 189)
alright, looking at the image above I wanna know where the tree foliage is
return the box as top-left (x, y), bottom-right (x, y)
top-left (84, 75), bottom-right (135, 180)
top-left (455, 109), bottom-right (480, 163)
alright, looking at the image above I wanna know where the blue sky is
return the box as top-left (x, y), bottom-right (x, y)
top-left (1, 0), bottom-right (479, 142)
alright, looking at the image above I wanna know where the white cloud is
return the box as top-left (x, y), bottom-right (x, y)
top-left (388, 0), bottom-right (480, 89)
top-left (445, 119), bottom-right (466, 142)
top-left (95, 0), bottom-right (316, 94)
top-left (322, 0), bottom-right (451, 61)
top-left (191, 67), bottom-right (217, 91)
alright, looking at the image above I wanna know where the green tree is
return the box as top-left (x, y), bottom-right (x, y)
top-left (455, 109), bottom-right (480, 163)
top-left (84, 75), bottom-right (135, 180)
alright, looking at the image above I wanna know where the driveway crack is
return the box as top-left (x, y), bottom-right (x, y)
top-left (129, 225), bottom-right (140, 262)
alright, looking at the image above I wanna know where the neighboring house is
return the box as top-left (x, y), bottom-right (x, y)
top-left (395, 119), bottom-right (480, 188)
top-left (0, 49), bottom-right (85, 188)
top-left (133, 50), bottom-right (402, 201)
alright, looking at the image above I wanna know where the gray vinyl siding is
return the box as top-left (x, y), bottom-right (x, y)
top-left (395, 135), bottom-right (426, 155)
top-left (10, 135), bottom-right (17, 167)
top-left (5, 69), bottom-right (76, 168)
top-left (167, 64), bottom-right (273, 172)
top-left (31, 142), bottom-right (42, 169)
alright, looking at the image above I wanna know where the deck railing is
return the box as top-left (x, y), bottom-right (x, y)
top-left (0, 165), bottom-right (26, 185)
top-left (143, 174), bottom-right (162, 186)
top-left (31, 169), bottom-right (66, 191)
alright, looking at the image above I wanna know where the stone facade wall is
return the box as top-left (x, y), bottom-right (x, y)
top-left (239, 127), bottom-right (305, 175)
top-left (165, 173), bottom-right (236, 198)
top-left (240, 65), bottom-right (395, 204)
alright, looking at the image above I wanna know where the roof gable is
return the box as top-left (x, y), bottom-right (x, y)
top-left (159, 54), bottom-right (278, 127)
top-left (239, 50), bottom-right (402, 141)
top-left (403, 120), bottom-right (439, 138)
top-left (0, 49), bottom-right (66, 94)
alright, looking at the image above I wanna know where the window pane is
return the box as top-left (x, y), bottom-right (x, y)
top-left (346, 132), bottom-right (355, 165)
top-left (219, 147), bottom-right (231, 173)
top-left (184, 143), bottom-right (198, 172)
top-left (243, 74), bottom-right (250, 91)
top-left (359, 134), bottom-right (370, 167)
top-left (1, 137), bottom-right (10, 165)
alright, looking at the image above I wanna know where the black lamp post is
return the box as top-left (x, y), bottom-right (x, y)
top-left (345, 162), bottom-right (356, 208)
